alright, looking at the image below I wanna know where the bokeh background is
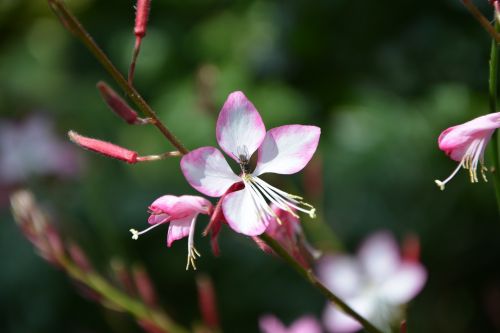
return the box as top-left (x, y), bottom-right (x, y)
top-left (2, 0), bottom-right (500, 332)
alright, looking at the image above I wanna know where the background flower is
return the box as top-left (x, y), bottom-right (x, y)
top-left (318, 232), bottom-right (427, 333)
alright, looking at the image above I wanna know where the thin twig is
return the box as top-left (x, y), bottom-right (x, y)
top-left (462, 0), bottom-right (500, 43)
top-left (47, 0), bottom-right (189, 155)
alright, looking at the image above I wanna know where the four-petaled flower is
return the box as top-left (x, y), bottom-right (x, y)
top-left (318, 232), bottom-right (427, 333)
top-left (181, 91), bottom-right (320, 236)
top-left (259, 314), bottom-right (322, 333)
top-left (130, 195), bottom-right (212, 270)
top-left (435, 112), bottom-right (500, 190)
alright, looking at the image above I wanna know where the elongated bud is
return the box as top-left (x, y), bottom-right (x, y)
top-left (196, 274), bottom-right (219, 329)
top-left (134, 0), bottom-right (151, 39)
top-left (132, 265), bottom-right (157, 307)
top-left (129, 0), bottom-right (151, 83)
top-left (111, 259), bottom-right (136, 295)
top-left (402, 233), bottom-right (420, 263)
top-left (68, 131), bottom-right (138, 163)
top-left (400, 320), bottom-right (407, 333)
top-left (68, 242), bottom-right (93, 273)
top-left (97, 81), bottom-right (138, 124)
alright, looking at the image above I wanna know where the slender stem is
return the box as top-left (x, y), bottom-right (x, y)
top-left (47, 0), bottom-right (188, 155)
top-left (259, 234), bottom-right (384, 333)
top-left (57, 254), bottom-right (189, 333)
top-left (489, 11), bottom-right (500, 213)
top-left (462, 0), bottom-right (500, 42)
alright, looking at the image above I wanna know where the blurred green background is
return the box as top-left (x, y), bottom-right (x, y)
top-left (1, 0), bottom-right (500, 332)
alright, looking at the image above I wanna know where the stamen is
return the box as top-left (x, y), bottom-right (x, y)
top-left (435, 162), bottom-right (463, 191)
top-left (129, 221), bottom-right (167, 240)
top-left (435, 138), bottom-right (489, 190)
top-left (245, 180), bottom-right (276, 221)
top-left (186, 216), bottom-right (201, 271)
top-left (250, 176), bottom-right (316, 219)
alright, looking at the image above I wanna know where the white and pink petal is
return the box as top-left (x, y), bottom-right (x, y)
top-left (259, 315), bottom-right (287, 333)
top-left (289, 315), bottom-right (322, 333)
top-left (253, 125), bottom-right (320, 176)
top-left (222, 187), bottom-right (269, 236)
top-left (358, 231), bottom-right (400, 284)
top-left (181, 147), bottom-right (240, 197)
top-left (378, 262), bottom-right (427, 305)
top-left (167, 215), bottom-right (195, 247)
top-left (317, 255), bottom-right (363, 299)
top-left (216, 91), bottom-right (266, 162)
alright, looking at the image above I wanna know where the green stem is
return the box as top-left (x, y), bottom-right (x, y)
top-left (489, 17), bottom-right (500, 213)
top-left (59, 255), bottom-right (189, 333)
top-left (47, 0), bottom-right (188, 155)
top-left (259, 234), bottom-right (384, 333)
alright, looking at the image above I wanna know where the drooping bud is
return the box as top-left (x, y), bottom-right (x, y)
top-left (129, 0), bottom-right (151, 83)
top-left (400, 320), bottom-right (407, 333)
top-left (68, 131), bottom-right (138, 164)
top-left (132, 265), bottom-right (157, 307)
top-left (196, 274), bottom-right (220, 329)
top-left (402, 233), bottom-right (420, 263)
top-left (97, 81), bottom-right (139, 124)
top-left (111, 259), bottom-right (136, 295)
top-left (68, 242), bottom-right (93, 273)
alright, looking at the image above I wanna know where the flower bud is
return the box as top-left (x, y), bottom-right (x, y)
top-left (97, 81), bottom-right (138, 124)
top-left (68, 131), bottom-right (138, 164)
top-left (132, 265), bottom-right (157, 307)
top-left (134, 0), bottom-right (151, 39)
top-left (196, 274), bottom-right (219, 329)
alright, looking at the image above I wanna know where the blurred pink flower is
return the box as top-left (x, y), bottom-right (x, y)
top-left (259, 315), bottom-right (322, 333)
top-left (0, 114), bottom-right (80, 184)
top-left (435, 112), bottom-right (500, 190)
top-left (130, 195), bottom-right (213, 270)
top-left (318, 232), bottom-right (427, 333)
top-left (181, 91), bottom-right (320, 236)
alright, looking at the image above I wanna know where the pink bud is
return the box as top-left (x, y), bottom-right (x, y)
top-left (402, 233), bottom-right (420, 263)
top-left (134, 0), bottom-right (151, 39)
top-left (97, 81), bottom-right (138, 124)
top-left (400, 320), bottom-right (407, 333)
top-left (196, 274), bottom-right (219, 329)
top-left (68, 131), bottom-right (138, 164)
top-left (68, 242), bottom-right (93, 273)
top-left (132, 265), bottom-right (157, 307)
top-left (129, 0), bottom-right (151, 83)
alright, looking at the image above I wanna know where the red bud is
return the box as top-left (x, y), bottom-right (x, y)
top-left (68, 131), bottom-right (138, 163)
top-left (134, 0), bottom-right (151, 39)
top-left (97, 81), bottom-right (138, 124)
top-left (196, 275), bottom-right (219, 329)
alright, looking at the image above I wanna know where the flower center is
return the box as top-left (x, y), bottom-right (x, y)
top-left (435, 138), bottom-right (488, 190)
top-left (242, 174), bottom-right (316, 224)
top-left (236, 145), bottom-right (251, 174)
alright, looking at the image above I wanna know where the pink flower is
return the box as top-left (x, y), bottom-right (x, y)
top-left (259, 315), bottom-right (322, 333)
top-left (318, 232), bottom-right (427, 333)
top-left (181, 91), bottom-right (320, 236)
top-left (434, 112), bottom-right (500, 190)
top-left (0, 114), bottom-right (80, 184)
top-left (129, 195), bottom-right (212, 270)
